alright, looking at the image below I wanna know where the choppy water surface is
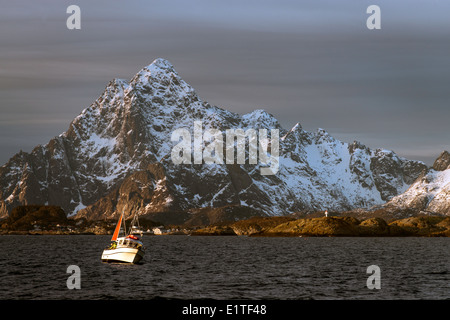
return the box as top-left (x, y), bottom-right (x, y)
top-left (0, 235), bottom-right (448, 299)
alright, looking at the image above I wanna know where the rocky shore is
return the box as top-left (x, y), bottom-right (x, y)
top-left (1, 205), bottom-right (449, 237)
top-left (191, 216), bottom-right (450, 237)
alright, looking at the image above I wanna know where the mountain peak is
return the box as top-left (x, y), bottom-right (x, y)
top-left (147, 58), bottom-right (175, 72)
top-left (433, 150), bottom-right (450, 171)
top-left (281, 122), bottom-right (302, 141)
top-left (130, 58), bottom-right (178, 87)
top-left (139, 58), bottom-right (177, 79)
top-left (314, 128), bottom-right (335, 144)
top-left (127, 58), bottom-right (197, 105)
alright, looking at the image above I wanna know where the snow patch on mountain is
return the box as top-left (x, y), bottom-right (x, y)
top-left (385, 167), bottom-right (450, 215)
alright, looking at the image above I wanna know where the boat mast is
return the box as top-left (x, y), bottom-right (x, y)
top-left (122, 211), bottom-right (127, 237)
top-left (128, 213), bottom-right (142, 236)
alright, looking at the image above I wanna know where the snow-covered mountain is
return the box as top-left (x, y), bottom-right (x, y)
top-left (0, 58), bottom-right (429, 220)
top-left (382, 151), bottom-right (450, 215)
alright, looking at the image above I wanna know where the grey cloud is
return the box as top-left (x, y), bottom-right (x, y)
top-left (0, 0), bottom-right (449, 166)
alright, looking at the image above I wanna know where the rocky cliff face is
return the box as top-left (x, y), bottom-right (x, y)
top-left (0, 58), bottom-right (428, 220)
top-left (432, 151), bottom-right (450, 171)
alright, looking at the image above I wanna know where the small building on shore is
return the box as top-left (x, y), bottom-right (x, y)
top-left (152, 226), bottom-right (167, 235)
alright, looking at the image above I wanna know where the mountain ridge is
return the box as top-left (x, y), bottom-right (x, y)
top-left (1, 58), bottom-right (443, 222)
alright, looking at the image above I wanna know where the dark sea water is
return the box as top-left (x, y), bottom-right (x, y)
top-left (0, 235), bottom-right (448, 300)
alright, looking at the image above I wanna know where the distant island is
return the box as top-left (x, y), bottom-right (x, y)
top-left (1, 205), bottom-right (449, 237)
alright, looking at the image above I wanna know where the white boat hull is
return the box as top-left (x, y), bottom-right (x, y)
top-left (101, 247), bottom-right (145, 264)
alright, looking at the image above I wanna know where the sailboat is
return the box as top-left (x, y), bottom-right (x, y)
top-left (101, 213), bottom-right (145, 264)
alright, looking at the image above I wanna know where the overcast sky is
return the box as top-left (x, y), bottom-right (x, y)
top-left (1, 0), bottom-right (449, 165)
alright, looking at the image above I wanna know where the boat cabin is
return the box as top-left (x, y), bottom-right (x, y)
top-left (115, 236), bottom-right (143, 249)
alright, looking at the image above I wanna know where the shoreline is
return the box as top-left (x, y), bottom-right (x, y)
top-left (1, 233), bottom-right (448, 237)
top-left (2, 215), bottom-right (449, 237)
top-left (2, 216), bottom-right (449, 237)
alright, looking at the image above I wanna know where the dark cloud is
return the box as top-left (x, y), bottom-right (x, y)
top-left (1, 0), bottom-right (449, 165)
